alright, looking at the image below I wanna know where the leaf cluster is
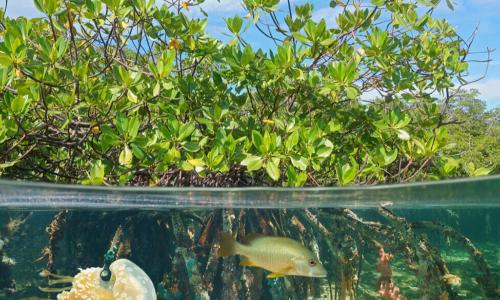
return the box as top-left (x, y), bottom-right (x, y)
top-left (0, 0), bottom-right (492, 186)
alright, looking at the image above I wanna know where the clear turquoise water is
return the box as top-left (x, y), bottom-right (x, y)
top-left (0, 176), bottom-right (499, 299)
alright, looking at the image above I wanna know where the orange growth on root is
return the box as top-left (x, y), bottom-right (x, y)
top-left (376, 246), bottom-right (406, 300)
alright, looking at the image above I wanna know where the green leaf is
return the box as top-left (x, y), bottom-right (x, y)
top-left (119, 145), bottom-right (133, 166)
top-left (291, 156), bottom-right (308, 171)
top-left (0, 160), bottom-right (19, 170)
top-left (115, 113), bottom-right (128, 135)
top-left (55, 37), bottom-right (68, 58)
top-left (437, 157), bottom-right (459, 175)
top-left (265, 159), bottom-right (280, 181)
top-left (320, 38), bottom-right (336, 46)
top-left (285, 131), bottom-right (299, 150)
top-left (153, 82), bottom-right (161, 96)
top-left (85, 160), bottom-right (105, 185)
top-left (336, 162), bottom-right (357, 185)
top-left (241, 155), bottom-right (263, 171)
top-left (316, 139), bottom-right (333, 158)
top-left (0, 53), bottom-right (13, 67)
top-left (328, 120), bottom-right (342, 132)
top-left (178, 123), bottom-right (195, 141)
top-left (181, 161), bottom-right (194, 171)
top-left (286, 166), bottom-right (307, 187)
top-left (127, 89), bottom-right (138, 103)
top-left (375, 146), bottom-right (398, 166)
top-left (10, 95), bottom-right (29, 115)
top-left (0, 117), bottom-right (5, 143)
top-left (127, 117), bottom-right (140, 141)
top-left (130, 143), bottom-right (145, 160)
top-left (473, 167), bottom-right (491, 177)
top-left (465, 162), bottom-right (491, 177)
top-left (226, 16), bottom-right (243, 35)
top-left (292, 32), bottom-right (309, 43)
top-left (396, 129), bottom-right (410, 141)
top-left (182, 141), bottom-right (200, 152)
top-left (262, 131), bottom-right (272, 153)
top-left (252, 130), bottom-right (263, 152)
top-left (0, 67), bottom-right (10, 89)
top-left (345, 86), bottom-right (358, 99)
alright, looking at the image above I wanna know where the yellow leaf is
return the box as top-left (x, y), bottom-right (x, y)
top-left (91, 125), bottom-right (100, 135)
top-left (188, 159), bottom-right (205, 167)
top-left (168, 38), bottom-right (181, 51)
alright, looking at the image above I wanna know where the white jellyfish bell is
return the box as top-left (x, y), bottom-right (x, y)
top-left (40, 259), bottom-right (156, 300)
top-left (106, 259), bottom-right (156, 300)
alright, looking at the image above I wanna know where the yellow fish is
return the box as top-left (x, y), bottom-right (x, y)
top-left (218, 232), bottom-right (327, 278)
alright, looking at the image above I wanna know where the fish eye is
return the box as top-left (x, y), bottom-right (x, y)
top-left (308, 259), bottom-right (317, 266)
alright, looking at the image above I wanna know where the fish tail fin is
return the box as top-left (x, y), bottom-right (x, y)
top-left (218, 231), bottom-right (237, 257)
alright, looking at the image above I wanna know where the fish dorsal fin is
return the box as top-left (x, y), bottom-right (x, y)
top-left (242, 233), bottom-right (265, 245)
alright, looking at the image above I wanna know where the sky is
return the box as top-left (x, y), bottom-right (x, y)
top-left (3, 0), bottom-right (500, 108)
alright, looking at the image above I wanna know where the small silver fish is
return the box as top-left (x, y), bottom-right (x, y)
top-left (218, 232), bottom-right (327, 278)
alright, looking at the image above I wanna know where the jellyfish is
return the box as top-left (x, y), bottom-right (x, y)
top-left (40, 259), bottom-right (156, 300)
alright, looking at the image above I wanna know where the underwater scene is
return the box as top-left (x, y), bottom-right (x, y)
top-left (0, 177), bottom-right (499, 300)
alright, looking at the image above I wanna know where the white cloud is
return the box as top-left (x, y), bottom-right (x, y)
top-left (468, 77), bottom-right (500, 108)
top-left (311, 6), bottom-right (342, 27)
top-left (197, 0), bottom-right (245, 13)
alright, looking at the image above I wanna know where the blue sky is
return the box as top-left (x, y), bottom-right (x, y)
top-left (4, 0), bottom-right (500, 108)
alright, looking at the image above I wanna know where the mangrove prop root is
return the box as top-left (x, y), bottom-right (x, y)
top-left (201, 211), bottom-right (222, 297)
top-left (253, 209), bottom-right (272, 235)
top-left (417, 236), bottom-right (459, 300)
top-left (413, 221), bottom-right (500, 299)
top-left (377, 207), bottom-right (419, 267)
top-left (168, 212), bottom-right (197, 299)
top-left (25, 207), bottom-right (497, 300)
top-left (317, 209), bottom-right (412, 299)
top-left (110, 226), bottom-right (123, 250)
top-left (377, 207), bottom-right (460, 299)
top-left (43, 210), bottom-right (69, 272)
top-left (130, 166), bottom-right (253, 187)
top-left (220, 209), bottom-right (244, 300)
top-left (198, 214), bottom-right (214, 247)
top-left (300, 209), bottom-right (358, 300)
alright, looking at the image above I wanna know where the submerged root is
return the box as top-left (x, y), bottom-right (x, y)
top-left (42, 210), bottom-right (69, 272)
top-left (27, 206), bottom-right (498, 300)
top-left (413, 221), bottom-right (500, 299)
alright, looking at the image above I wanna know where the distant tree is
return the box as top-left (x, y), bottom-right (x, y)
top-left (441, 89), bottom-right (499, 176)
